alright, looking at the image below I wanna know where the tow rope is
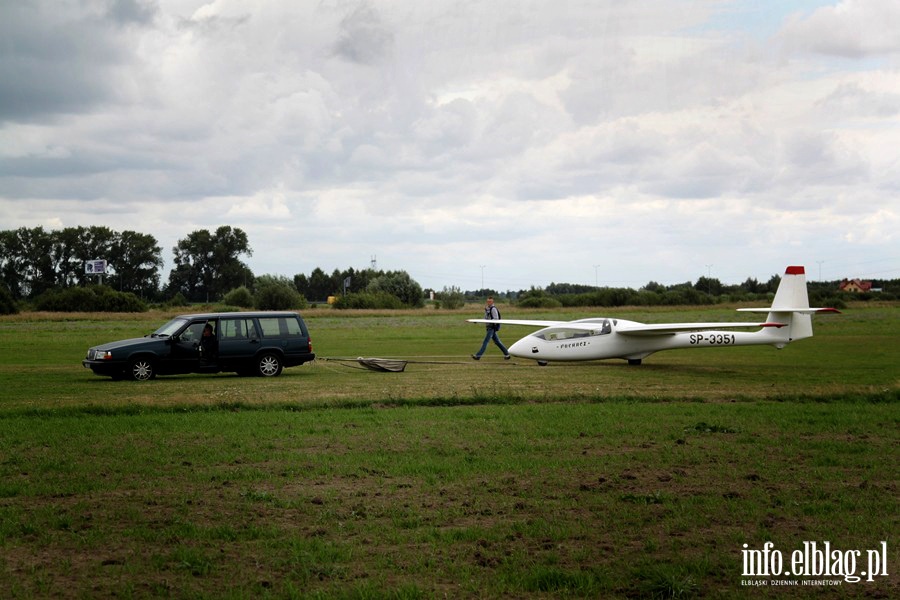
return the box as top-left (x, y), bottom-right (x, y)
top-left (317, 356), bottom-right (498, 371)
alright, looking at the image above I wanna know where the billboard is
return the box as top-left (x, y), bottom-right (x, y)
top-left (85, 260), bottom-right (107, 275)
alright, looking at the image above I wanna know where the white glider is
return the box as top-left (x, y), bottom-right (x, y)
top-left (468, 266), bottom-right (839, 365)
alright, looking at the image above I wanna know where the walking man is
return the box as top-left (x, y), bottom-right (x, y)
top-left (472, 296), bottom-right (510, 360)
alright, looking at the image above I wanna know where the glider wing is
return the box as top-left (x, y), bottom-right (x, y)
top-left (466, 319), bottom-right (567, 328)
top-left (615, 321), bottom-right (785, 337)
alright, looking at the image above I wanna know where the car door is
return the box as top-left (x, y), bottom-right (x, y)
top-left (256, 315), bottom-right (311, 364)
top-left (217, 317), bottom-right (260, 370)
top-left (168, 320), bottom-right (207, 373)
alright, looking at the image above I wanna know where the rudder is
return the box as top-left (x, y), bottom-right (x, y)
top-left (769, 266), bottom-right (812, 342)
top-left (770, 266), bottom-right (810, 311)
top-left (737, 266), bottom-right (831, 345)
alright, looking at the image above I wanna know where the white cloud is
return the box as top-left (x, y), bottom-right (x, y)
top-left (1, 0), bottom-right (898, 290)
top-left (779, 0), bottom-right (900, 58)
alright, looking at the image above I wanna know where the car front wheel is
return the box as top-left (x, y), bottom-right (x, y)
top-left (257, 353), bottom-right (283, 377)
top-left (128, 357), bottom-right (155, 381)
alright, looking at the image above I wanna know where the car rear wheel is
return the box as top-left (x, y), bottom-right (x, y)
top-left (257, 353), bottom-right (283, 377)
top-left (128, 357), bottom-right (155, 381)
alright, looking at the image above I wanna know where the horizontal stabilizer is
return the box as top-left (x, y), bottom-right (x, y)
top-left (737, 307), bottom-right (841, 314)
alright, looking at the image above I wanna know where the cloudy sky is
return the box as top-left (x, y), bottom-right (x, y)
top-left (2, 0), bottom-right (898, 292)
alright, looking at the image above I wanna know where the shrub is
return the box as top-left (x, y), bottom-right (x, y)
top-left (223, 286), bottom-right (254, 308)
top-left (517, 295), bottom-right (562, 309)
top-left (517, 287), bottom-right (562, 309)
top-left (438, 286), bottom-right (466, 310)
top-left (254, 276), bottom-right (306, 310)
top-left (367, 271), bottom-right (424, 308)
top-left (33, 286), bottom-right (147, 312)
top-left (165, 292), bottom-right (190, 307)
top-left (333, 292), bottom-right (405, 310)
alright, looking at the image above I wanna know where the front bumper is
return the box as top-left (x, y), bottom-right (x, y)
top-left (82, 360), bottom-right (125, 377)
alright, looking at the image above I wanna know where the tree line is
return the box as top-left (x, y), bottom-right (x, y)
top-left (515, 274), bottom-right (897, 308)
top-left (0, 225), bottom-right (428, 313)
top-left (1, 225), bottom-right (896, 315)
top-left (0, 225), bottom-right (258, 303)
top-left (0, 226), bottom-right (163, 299)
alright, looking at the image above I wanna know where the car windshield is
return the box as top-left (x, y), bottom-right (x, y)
top-left (152, 318), bottom-right (189, 337)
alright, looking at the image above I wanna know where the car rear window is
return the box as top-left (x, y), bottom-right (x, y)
top-left (257, 317), bottom-right (304, 338)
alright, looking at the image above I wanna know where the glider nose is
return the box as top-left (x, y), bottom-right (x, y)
top-left (508, 337), bottom-right (533, 358)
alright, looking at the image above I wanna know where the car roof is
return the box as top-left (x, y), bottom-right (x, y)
top-left (175, 311), bottom-right (301, 320)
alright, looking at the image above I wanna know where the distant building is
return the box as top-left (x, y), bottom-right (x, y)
top-left (839, 279), bottom-right (873, 293)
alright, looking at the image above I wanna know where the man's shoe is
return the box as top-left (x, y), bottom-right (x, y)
top-left (471, 354), bottom-right (480, 360)
top-left (504, 355), bottom-right (511, 360)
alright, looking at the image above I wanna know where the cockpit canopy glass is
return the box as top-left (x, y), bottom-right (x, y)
top-left (532, 318), bottom-right (614, 341)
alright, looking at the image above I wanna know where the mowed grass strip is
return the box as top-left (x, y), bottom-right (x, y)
top-left (0, 304), bottom-right (897, 411)
top-left (0, 305), bottom-right (897, 597)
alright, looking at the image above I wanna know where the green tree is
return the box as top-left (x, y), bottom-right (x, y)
top-left (0, 229), bottom-right (27, 298)
top-left (694, 276), bottom-right (723, 297)
top-left (50, 227), bottom-right (85, 288)
top-left (517, 287), bottom-right (562, 308)
top-left (0, 285), bottom-right (18, 314)
top-left (642, 281), bottom-right (666, 294)
top-left (332, 292), bottom-right (404, 309)
top-left (2, 226), bottom-right (163, 299)
top-left (254, 275), bottom-right (306, 310)
top-left (0, 227), bottom-right (55, 298)
top-left (166, 226), bottom-right (253, 302)
top-left (305, 267), bottom-right (333, 301)
top-left (111, 230), bottom-right (163, 297)
top-left (223, 286), bottom-right (254, 308)
top-left (55, 226), bottom-right (118, 288)
top-left (438, 285), bottom-right (466, 309)
top-left (738, 277), bottom-right (763, 294)
top-left (367, 270), bottom-right (424, 307)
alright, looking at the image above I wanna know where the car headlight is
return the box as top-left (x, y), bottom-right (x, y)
top-left (89, 349), bottom-right (113, 360)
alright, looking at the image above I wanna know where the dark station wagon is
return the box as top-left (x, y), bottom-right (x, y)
top-left (83, 312), bottom-right (315, 381)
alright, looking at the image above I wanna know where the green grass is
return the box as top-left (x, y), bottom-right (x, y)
top-left (0, 304), bottom-right (897, 598)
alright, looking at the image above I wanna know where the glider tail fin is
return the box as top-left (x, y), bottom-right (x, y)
top-left (769, 266), bottom-right (813, 342)
top-left (738, 265), bottom-right (839, 347)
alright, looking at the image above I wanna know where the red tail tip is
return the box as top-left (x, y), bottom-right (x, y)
top-left (785, 266), bottom-right (805, 275)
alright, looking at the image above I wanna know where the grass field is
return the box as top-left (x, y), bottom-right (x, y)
top-left (0, 303), bottom-right (897, 598)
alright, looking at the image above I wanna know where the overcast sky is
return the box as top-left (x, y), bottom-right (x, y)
top-left (2, 0), bottom-right (898, 292)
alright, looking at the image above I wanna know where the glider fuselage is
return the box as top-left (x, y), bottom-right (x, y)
top-left (507, 318), bottom-right (784, 363)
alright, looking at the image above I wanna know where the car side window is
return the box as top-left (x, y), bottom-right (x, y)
top-left (284, 318), bottom-right (303, 337)
top-left (257, 318), bottom-right (280, 338)
top-left (221, 318), bottom-right (259, 340)
top-left (180, 321), bottom-right (207, 342)
top-left (257, 317), bottom-right (303, 338)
